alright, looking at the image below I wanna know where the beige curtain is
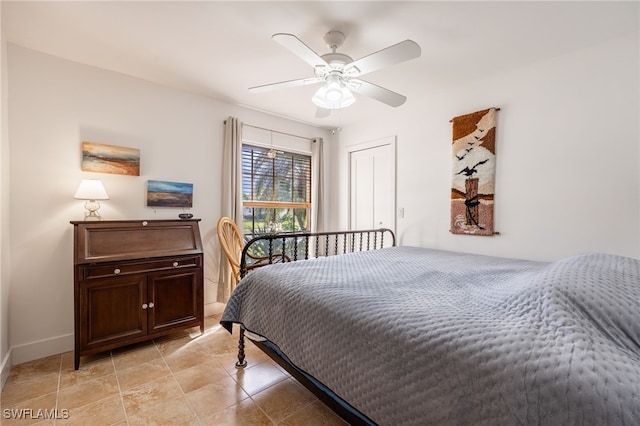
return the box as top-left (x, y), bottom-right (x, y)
top-left (311, 137), bottom-right (325, 232)
top-left (217, 117), bottom-right (244, 303)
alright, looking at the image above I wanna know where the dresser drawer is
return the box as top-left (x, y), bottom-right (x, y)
top-left (83, 256), bottom-right (201, 279)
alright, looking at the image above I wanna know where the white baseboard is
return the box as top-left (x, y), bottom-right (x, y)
top-left (11, 333), bottom-right (74, 366)
top-left (204, 301), bottom-right (225, 317)
top-left (1, 348), bottom-right (12, 389)
top-left (6, 304), bottom-right (225, 371)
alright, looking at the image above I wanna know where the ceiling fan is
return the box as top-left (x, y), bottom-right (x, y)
top-left (249, 31), bottom-right (421, 118)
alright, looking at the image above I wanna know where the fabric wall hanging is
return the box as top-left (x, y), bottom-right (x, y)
top-left (450, 107), bottom-right (499, 236)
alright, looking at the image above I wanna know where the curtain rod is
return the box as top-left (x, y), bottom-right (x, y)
top-left (243, 123), bottom-right (314, 142)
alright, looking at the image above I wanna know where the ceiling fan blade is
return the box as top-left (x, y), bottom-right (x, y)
top-left (273, 33), bottom-right (330, 70)
top-left (315, 107), bottom-right (331, 118)
top-left (348, 79), bottom-right (407, 107)
top-left (249, 77), bottom-right (323, 93)
top-left (344, 39), bottom-right (421, 77)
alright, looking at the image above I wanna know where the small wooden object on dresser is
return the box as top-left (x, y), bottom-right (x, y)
top-left (71, 219), bottom-right (204, 370)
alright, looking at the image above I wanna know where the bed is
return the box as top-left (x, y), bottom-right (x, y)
top-left (220, 229), bottom-right (640, 425)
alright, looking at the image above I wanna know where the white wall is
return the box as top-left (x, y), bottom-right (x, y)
top-left (6, 45), bottom-right (330, 365)
top-left (337, 34), bottom-right (640, 261)
top-left (0, 4), bottom-right (11, 386)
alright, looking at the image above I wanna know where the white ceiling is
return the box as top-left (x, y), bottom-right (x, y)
top-left (2, 1), bottom-right (638, 129)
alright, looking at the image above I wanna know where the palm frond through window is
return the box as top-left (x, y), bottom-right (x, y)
top-left (242, 145), bottom-right (311, 239)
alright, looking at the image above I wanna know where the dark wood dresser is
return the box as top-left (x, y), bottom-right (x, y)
top-left (71, 219), bottom-right (204, 369)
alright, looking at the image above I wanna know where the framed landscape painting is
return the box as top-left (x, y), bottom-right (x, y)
top-left (146, 180), bottom-right (193, 208)
top-left (81, 141), bottom-right (140, 176)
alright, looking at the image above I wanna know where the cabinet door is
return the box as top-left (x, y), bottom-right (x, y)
top-left (147, 269), bottom-right (202, 334)
top-left (80, 274), bottom-right (147, 349)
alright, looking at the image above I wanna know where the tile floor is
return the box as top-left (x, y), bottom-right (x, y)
top-left (1, 314), bottom-right (347, 425)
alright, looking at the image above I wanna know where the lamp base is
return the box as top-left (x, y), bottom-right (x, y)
top-left (83, 200), bottom-right (104, 221)
top-left (84, 211), bottom-right (103, 221)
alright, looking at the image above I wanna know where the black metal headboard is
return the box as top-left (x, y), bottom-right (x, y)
top-left (240, 228), bottom-right (396, 278)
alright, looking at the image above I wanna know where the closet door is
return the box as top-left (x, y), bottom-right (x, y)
top-left (348, 137), bottom-right (396, 232)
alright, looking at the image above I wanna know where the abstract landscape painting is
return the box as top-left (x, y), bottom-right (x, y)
top-left (147, 180), bottom-right (193, 208)
top-left (81, 142), bottom-right (140, 176)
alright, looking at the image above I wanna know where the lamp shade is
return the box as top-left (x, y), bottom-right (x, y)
top-left (74, 179), bottom-right (109, 200)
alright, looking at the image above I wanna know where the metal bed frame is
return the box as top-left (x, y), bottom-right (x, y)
top-left (239, 227), bottom-right (396, 278)
top-left (233, 228), bottom-right (396, 425)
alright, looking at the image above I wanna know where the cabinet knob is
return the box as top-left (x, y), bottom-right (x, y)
top-left (114, 268), bottom-right (121, 274)
top-left (142, 303), bottom-right (148, 309)
top-left (173, 261), bottom-right (179, 267)
top-left (142, 221), bottom-right (148, 226)
top-left (148, 302), bottom-right (155, 308)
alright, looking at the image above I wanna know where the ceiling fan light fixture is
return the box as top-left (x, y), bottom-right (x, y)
top-left (312, 79), bottom-right (355, 109)
top-left (325, 83), bottom-right (343, 102)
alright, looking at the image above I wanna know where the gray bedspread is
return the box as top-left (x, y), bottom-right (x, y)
top-left (221, 246), bottom-right (640, 425)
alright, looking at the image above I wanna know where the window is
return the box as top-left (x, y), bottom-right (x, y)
top-left (242, 145), bottom-right (311, 238)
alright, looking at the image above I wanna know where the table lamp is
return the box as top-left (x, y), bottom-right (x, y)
top-left (74, 179), bottom-right (109, 220)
